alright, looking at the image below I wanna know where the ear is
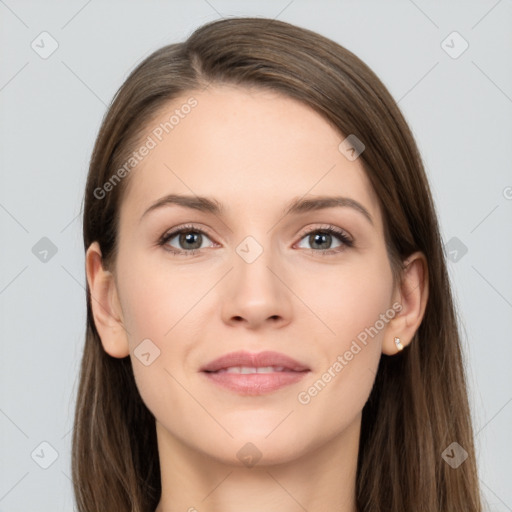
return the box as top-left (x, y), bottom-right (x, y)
top-left (382, 251), bottom-right (429, 355)
top-left (85, 241), bottom-right (130, 358)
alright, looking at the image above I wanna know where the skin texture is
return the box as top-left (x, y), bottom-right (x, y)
top-left (86, 85), bottom-right (428, 512)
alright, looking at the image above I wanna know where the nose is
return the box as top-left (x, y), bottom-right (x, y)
top-left (220, 242), bottom-right (293, 330)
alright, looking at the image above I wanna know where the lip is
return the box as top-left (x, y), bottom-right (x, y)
top-left (200, 350), bottom-right (310, 395)
top-left (200, 350), bottom-right (310, 372)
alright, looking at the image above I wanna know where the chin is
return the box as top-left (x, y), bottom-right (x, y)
top-left (210, 442), bottom-right (307, 469)
top-left (202, 426), bottom-right (310, 468)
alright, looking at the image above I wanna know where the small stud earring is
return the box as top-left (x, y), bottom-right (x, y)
top-left (394, 337), bottom-right (404, 351)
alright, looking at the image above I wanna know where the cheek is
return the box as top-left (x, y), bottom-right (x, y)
top-left (116, 263), bottom-right (192, 420)
top-left (115, 251), bottom-right (203, 383)
top-left (120, 278), bottom-right (172, 343)
top-left (116, 248), bottom-right (189, 343)
top-left (293, 252), bottom-right (393, 431)
top-left (298, 251), bottom-right (394, 346)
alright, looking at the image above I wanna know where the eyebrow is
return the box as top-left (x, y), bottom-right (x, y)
top-left (140, 193), bottom-right (373, 225)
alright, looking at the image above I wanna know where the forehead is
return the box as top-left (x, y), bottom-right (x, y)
top-left (119, 85), bottom-right (381, 227)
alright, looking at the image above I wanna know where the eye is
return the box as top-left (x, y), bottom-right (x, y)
top-left (158, 224), bottom-right (215, 256)
top-left (295, 225), bottom-right (353, 255)
top-left (158, 223), bottom-right (353, 257)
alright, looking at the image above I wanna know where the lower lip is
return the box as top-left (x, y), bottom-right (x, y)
top-left (202, 370), bottom-right (309, 395)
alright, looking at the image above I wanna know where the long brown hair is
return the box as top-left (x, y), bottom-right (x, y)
top-left (73, 16), bottom-right (483, 511)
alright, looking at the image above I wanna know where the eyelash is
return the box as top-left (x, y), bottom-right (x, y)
top-left (157, 223), bottom-right (354, 257)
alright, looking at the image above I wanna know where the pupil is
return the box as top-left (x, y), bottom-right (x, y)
top-left (181, 232), bottom-right (201, 250)
top-left (311, 232), bottom-right (331, 250)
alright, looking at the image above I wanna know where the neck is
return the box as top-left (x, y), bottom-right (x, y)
top-left (154, 415), bottom-right (361, 512)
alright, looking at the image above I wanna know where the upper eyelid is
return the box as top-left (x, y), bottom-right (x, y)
top-left (297, 224), bottom-right (351, 239)
top-left (161, 224), bottom-right (215, 241)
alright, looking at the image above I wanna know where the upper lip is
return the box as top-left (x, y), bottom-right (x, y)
top-left (200, 350), bottom-right (310, 372)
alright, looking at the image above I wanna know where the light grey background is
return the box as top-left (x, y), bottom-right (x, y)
top-left (1, 1), bottom-right (511, 510)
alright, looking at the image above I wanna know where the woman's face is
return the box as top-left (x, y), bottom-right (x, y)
top-left (107, 85), bottom-right (398, 465)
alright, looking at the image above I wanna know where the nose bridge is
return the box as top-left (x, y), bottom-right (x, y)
top-left (233, 232), bottom-right (280, 295)
top-left (220, 230), bottom-right (292, 326)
